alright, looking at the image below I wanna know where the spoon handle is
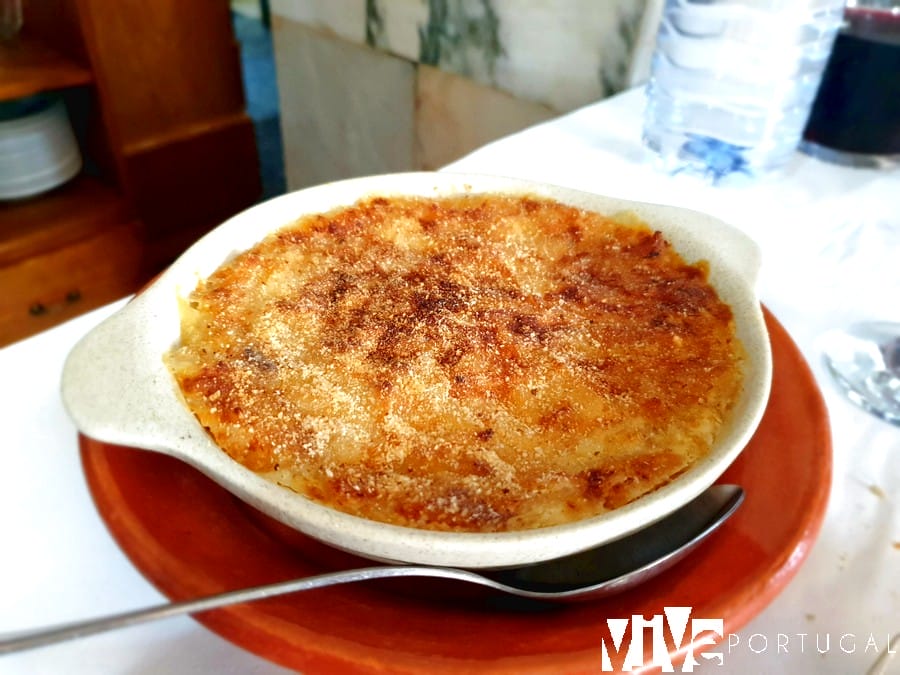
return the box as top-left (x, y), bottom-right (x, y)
top-left (2, 484), bottom-right (743, 655)
top-left (0, 566), bottom-right (472, 655)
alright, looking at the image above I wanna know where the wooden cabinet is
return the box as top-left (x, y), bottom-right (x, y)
top-left (0, 0), bottom-right (261, 346)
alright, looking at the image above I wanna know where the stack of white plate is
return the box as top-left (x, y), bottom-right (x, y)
top-left (0, 96), bottom-right (83, 200)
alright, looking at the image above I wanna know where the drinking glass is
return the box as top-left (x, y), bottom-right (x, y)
top-left (801, 0), bottom-right (900, 167)
top-left (807, 1), bottom-right (900, 425)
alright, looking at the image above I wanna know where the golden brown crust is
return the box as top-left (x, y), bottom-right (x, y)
top-left (164, 194), bottom-right (744, 532)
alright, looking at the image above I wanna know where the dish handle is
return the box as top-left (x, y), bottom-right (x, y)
top-left (60, 297), bottom-right (203, 456)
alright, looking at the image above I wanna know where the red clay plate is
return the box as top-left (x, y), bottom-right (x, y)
top-left (79, 309), bottom-right (831, 674)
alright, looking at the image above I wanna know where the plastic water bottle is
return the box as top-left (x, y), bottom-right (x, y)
top-left (642, 0), bottom-right (846, 182)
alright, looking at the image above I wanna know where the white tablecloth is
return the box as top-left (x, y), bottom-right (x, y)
top-left (1, 89), bottom-right (898, 674)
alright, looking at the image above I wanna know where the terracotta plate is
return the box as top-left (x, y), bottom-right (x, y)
top-left (79, 309), bottom-right (831, 674)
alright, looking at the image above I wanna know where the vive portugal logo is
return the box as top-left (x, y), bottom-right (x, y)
top-left (600, 607), bottom-right (724, 672)
top-left (599, 607), bottom-right (899, 671)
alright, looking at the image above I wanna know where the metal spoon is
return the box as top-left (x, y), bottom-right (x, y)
top-left (0, 484), bottom-right (742, 655)
top-left (820, 321), bottom-right (900, 426)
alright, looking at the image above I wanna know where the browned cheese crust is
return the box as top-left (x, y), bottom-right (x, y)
top-left (164, 194), bottom-right (744, 532)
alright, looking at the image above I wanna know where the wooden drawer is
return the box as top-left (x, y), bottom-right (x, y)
top-left (0, 220), bottom-right (145, 346)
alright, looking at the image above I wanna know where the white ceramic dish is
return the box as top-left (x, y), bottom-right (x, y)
top-left (61, 172), bottom-right (772, 569)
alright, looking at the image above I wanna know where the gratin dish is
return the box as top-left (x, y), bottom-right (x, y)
top-left (61, 172), bottom-right (772, 569)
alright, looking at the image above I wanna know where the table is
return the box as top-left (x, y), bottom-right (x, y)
top-left (1, 89), bottom-right (898, 674)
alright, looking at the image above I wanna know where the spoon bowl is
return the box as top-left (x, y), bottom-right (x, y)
top-left (0, 484), bottom-right (743, 655)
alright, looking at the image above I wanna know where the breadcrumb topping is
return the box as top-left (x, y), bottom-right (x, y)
top-left (164, 194), bottom-right (744, 532)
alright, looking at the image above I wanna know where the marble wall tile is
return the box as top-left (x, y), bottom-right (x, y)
top-left (270, 0), bottom-right (367, 45)
top-left (273, 0), bottom-right (649, 112)
top-left (270, 2), bottom-right (651, 188)
top-left (365, 0), bottom-right (426, 58)
top-left (272, 17), bottom-right (416, 189)
top-left (491, 0), bottom-right (648, 110)
top-left (415, 64), bottom-right (557, 171)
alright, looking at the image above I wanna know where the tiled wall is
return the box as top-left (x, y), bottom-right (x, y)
top-left (271, 0), bottom-right (649, 189)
